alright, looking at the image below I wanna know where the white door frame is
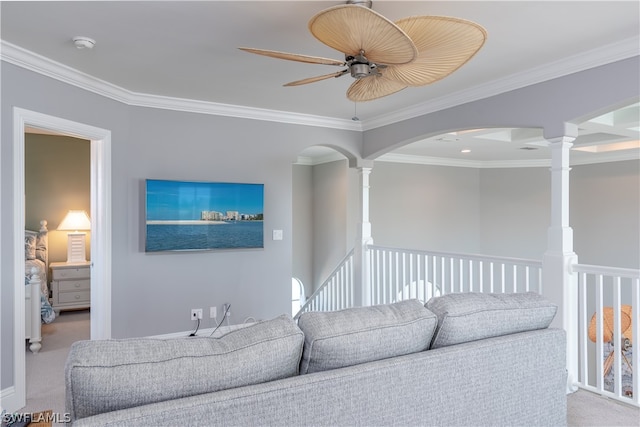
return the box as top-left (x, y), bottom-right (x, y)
top-left (10, 107), bottom-right (112, 411)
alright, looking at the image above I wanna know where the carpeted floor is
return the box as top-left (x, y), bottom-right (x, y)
top-left (22, 310), bottom-right (90, 426)
top-left (21, 310), bottom-right (639, 426)
top-left (567, 388), bottom-right (639, 427)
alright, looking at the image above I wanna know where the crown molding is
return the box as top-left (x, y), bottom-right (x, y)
top-left (0, 41), bottom-right (361, 131)
top-left (295, 151), bottom-right (347, 166)
top-left (362, 36), bottom-right (640, 131)
top-left (2, 36), bottom-right (637, 133)
top-left (377, 150), bottom-right (639, 169)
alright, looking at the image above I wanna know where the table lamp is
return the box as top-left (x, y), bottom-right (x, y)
top-left (58, 210), bottom-right (91, 263)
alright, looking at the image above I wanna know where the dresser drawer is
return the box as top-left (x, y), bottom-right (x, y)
top-left (58, 290), bottom-right (90, 305)
top-left (57, 279), bottom-right (90, 292)
top-left (52, 266), bottom-right (90, 280)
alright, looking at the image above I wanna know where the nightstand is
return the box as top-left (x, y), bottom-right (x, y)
top-left (50, 261), bottom-right (91, 314)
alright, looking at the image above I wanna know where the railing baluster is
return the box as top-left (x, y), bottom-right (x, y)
top-left (596, 274), bottom-right (603, 392)
top-left (633, 277), bottom-right (640, 407)
top-left (490, 262), bottom-right (495, 293)
top-left (578, 272), bottom-right (588, 391)
top-left (458, 258), bottom-right (463, 293)
top-left (433, 256), bottom-right (439, 296)
top-left (613, 277), bottom-right (622, 398)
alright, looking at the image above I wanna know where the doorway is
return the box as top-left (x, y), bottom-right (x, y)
top-left (10, 107), bottom-right (112, 412)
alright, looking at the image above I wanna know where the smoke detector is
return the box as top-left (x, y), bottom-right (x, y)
top-left (73, 36), bottom-right (95, 49)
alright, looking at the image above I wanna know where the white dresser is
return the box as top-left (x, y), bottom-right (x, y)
top-left (50, 261), bottom-right (91, 313)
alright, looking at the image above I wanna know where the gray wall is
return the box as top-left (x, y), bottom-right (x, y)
top-left (292, 164), bottom-right (313, 296)
top-left (479, 167), bottom-right (550, 260)
top-left (311, 160), bottom-right (350, 290)
top-left (571, 160), bottom-right (640, 268)
top-left (2, 53), bottom-right (637, 393)
top-left (370, 162), bottom-right (481, 253)
top-left (1, 63), bottom-right (360, 390)
top-left (366, 161), bottom-right (638, 266)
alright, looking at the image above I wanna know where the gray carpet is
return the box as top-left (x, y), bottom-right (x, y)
top-left (22, 310), bottom-right (90, 425)
top-left (567, 389), bottom-right (639, 427)
top-left (22, 311), bottom-right (639, 426)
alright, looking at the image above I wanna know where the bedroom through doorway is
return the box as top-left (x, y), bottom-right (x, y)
top-left (24, 129), bottom-right (92, 404)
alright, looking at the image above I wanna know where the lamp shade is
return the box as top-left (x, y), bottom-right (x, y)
top-left (58, 210), bottom-right (91, 231)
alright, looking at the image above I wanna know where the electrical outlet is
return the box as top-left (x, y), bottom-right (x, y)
top-left (191, 308), bottom-right (203, 320)
top-left (210, 306), bottom-right (217, 319)
top-left (223, 303), bottom-right (231, 317)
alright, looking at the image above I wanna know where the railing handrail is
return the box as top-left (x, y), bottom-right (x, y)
top-left (367, 244), bottom-right (542, 267)
top-left (295, 248), bottom-right (354, 318)
top-left (572, 263), bottom-right (640, 279)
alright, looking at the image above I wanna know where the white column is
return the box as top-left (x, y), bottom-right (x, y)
top-left (351, 159), bottom-right (374, 307)
top-left (542, 128), bottom-right (578, 393)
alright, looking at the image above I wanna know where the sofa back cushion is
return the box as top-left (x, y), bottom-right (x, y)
top-left (297, 299), bottom-right (437, 374)
top-left (65, 314), bottom-right (304, 421)
top-left (426, 292), bottom-right (557, 349)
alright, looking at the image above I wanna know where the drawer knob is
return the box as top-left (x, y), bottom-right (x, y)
top-left (75, 283), bottom-right (81, 288)
top-left (75, 295), bottom-right (80, 299)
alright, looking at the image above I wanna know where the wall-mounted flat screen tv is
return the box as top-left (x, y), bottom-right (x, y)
top-left (145, 179), bottom-right (264, 252)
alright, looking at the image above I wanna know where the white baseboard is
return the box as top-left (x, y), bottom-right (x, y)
top-left (0, 385), bottom-right (21, 414)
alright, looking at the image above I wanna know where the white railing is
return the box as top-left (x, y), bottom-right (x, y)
top-left (294, 249), bottom-right (354, 320)
top-left (369, 245), bottom-right (542, 304)
top-left (296, 246), bottom-right (542, 318)
top-left (574, 263), bottom-right (639, 407)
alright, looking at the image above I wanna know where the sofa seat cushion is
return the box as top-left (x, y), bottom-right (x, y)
top-left (65, 314), bottom-right (304, 421)
top-left (297, 299), bottom-right (437, 374)
top-left (426, 292), bottom-right (557, 349)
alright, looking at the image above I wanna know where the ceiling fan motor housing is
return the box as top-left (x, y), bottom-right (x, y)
top-left (346, 0), bottom-right (373, 8)
top-left (350, 63), bottom-right (371, 78)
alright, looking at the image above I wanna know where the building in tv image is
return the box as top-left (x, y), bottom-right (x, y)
top-left (145, 179), bottom-right (264, 252)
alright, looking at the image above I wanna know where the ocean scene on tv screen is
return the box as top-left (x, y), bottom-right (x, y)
top-left (145, 179), bottom-right (264, 252)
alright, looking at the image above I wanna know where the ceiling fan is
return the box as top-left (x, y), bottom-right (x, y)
top-left (239, 1), bottom-right (487, 102)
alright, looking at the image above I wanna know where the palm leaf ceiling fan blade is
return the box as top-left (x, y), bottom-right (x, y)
top-left (238, 47), bottom-right (345, 66)
top-left (308, 5), bottom-right (417, 65)
top-left (239, 2), bottom-right (487, 105)
top-left (383, 16), bottom-right (487, 87)
top-left (284, 70), bottom-right (349, 87)
top-left (347, 73), bottom-right (407, 102)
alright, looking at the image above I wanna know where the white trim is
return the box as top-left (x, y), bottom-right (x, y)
top-left (0, 386), bottom-right (17, 414)
top-left (376, 151), bottom-right (639, 169)
top-left (11, 108), bottom-right (112, 413)
top-left (0, 41), bottom-right (359, 132)
top-left (1, 36), bottom-right (637, 132)
top-left (295, 151), bottom-right (347, 166)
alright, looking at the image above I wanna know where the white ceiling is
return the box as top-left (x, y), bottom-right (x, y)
top-left (2, 1), bottom-right (639, 165)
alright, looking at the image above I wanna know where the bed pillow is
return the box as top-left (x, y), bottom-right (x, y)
top-left (297, 299), bottom-right (437, 374)
top-left (426, 292), bottom-right (557, 349)
top-left (25, 235), bottom-right (36, 260)
top-left (66, 314), bottom-right (304, 420)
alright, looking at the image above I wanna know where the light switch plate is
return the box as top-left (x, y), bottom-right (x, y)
top-left (272, 229), bottom-right (283, 240)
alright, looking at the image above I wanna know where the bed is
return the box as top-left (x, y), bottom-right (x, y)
top-left (25, 220), bottom-right (55, 353)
